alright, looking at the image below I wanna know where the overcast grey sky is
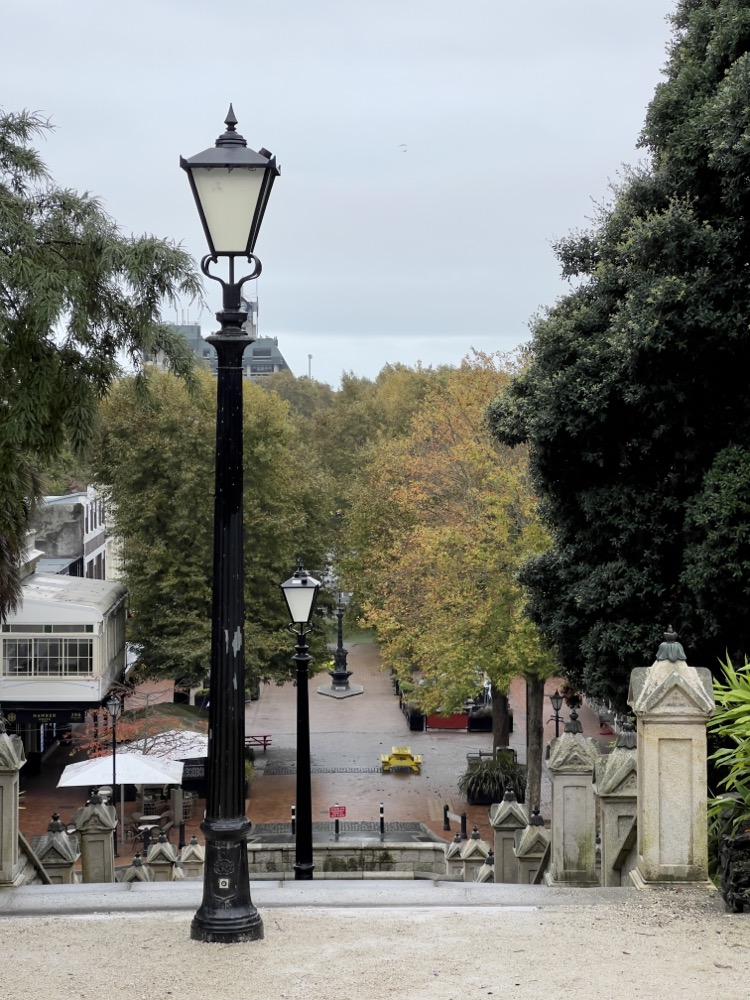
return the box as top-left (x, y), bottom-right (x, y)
top-left (3, 1), bottom-right (676, 387)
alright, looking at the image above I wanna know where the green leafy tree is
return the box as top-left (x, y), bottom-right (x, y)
top-left (0, 109), bottom-right (201, 618)
top-left (487, 2), bottom-right (750, 705)
top-left (93, 368), bottom-right (334, 687)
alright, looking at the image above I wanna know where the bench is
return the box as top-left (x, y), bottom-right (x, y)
top-left (245, 734), bottom-right (273, 753)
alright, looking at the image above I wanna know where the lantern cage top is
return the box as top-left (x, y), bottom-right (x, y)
top-left (180, 105), bottom-right (280, 259)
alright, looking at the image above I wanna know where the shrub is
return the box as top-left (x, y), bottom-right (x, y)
top-left (458, 757), bottom-right (527, 805)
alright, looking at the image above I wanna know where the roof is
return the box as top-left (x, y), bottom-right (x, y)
top-left (9, 573), bottom-right (127, 625)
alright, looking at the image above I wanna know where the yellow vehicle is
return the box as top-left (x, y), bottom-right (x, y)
top-left (381, 746), bottom-right (423, 773)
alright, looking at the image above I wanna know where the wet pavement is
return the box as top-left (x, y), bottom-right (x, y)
top-left (18, 640), bottom-right (612, 852)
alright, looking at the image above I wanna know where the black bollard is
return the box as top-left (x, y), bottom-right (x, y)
top-left (379, 802), bottom-right (385, 838)
top-left (443, 804), bottom-right (451, 831)
top-left (178, 821), bottom-right (186, 850)
top-left (460, 812), bottom-right (468, 840)
top-left (291, 805), bottom-right (296, 836)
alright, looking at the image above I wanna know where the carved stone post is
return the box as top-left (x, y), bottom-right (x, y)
top-left (514, 808), bottom-right (550, 884)
top-left (180, 835), bottom-right (206, 879)
top-left (147, 832), bottom-right (179, 882)
top-left (33, 813), bottom-right (79, 884)
top-left (593, 722), bottom-right (638, 886)
top-left (0, 710), bottom-right (26, 887)
top-left (74, 791), bottom-right (117, 884)
top-left (459, 826), bottom-right (491, 882)
top-left (444, 832), bottom-right (464, 878)
top-left (121, 853), bottom-right (154, 883)
top-left (489, 791), bottom-right (527, 884)
top-left (475, 849), bottom-right (495, 883)
top-left (628, 627), bottom-right (715, 886)
top-left (545, 714), bottom-right (600, 886)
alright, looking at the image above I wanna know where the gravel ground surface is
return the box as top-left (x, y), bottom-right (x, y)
top-left (2, 886), bottom-right (747, 1000)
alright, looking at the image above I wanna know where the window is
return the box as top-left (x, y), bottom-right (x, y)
top-left (2, 636), bottom-right (94, 676)
top-left (250, 363), bottom-right (275, 373)
top-left (252, 347), bottom-right (272, 358)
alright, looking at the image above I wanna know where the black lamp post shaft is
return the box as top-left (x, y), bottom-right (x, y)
top-left (190, 287), bottom-right (263, 943)
top-left (294, 628), bottom-right (314, 879)
top-left (111, 716), bottom-right (118, 856)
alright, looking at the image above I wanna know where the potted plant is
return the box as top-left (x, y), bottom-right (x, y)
top-left (708, 655), bottom-right (750, 912)
top-left (458, 756), bottom-right (527, 806)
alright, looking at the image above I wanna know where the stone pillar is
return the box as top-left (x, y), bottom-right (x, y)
top-left (33, 813), bottom-right (79, 884)
top-left (74, 791), bottom-right (117, 884)
top-left (545, 713), bottom-right (599, 886)
top-left (459, 826), bottom-right (491, 882)
top-left (147, 833), bottom-right (178, 882)
top-left (121, 853), bottom-right (154, 883)
top-left (627, 627), bottom-right (715, 886)
top-left (180, 835), bottom-right (206, 879)
top-left (514, 808), bottom-right (550, 884)
top-left (489, 791), bottom-right (527, 884)
top-left (593, 721), bottom-right (638, 887)
top-left (0, 709), bottom-right (26, 887)
top-left (444, 832), bottom-right (464, 878)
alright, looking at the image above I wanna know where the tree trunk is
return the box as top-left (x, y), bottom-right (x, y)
top-left (525, 675), bottom-right (545, 815)
top-left (492, 693), bottom-right (511, 750)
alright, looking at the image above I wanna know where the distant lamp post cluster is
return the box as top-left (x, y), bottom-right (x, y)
top-left (181, 107), bottom-right (279, 944)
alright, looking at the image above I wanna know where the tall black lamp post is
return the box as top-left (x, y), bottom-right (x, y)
top-left (548, 689), bottom-right (564, 739)
top-left (280, 562), bottom-right (321, 880)
top-left (182, 107), bottom-right (279, 944)
top-left (104, 691), bottom-right (122, 855)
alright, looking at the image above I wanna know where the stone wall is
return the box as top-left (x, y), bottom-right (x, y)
top-left (246, 841), bottom-right (446, 877)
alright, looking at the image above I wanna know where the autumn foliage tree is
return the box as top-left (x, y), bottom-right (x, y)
top-left (340, 354), bottom-right (555, 809)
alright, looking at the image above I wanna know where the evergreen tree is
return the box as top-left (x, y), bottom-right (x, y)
top-left (0, 109), bottom-right (200, 617)
top-left (487, 1), bottom-right (750, 705)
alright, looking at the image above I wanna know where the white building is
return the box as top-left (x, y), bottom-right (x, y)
top-left (0, 555), bottom-right (127, 760)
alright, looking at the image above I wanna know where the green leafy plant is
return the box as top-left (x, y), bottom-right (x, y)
top-left (458, 757), bottom-right (527, 805)
top-left (708, 655), bottom-right (750, 836)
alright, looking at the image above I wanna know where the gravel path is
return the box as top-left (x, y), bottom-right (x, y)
top-left (2, 887), bottom-right (747, 1000)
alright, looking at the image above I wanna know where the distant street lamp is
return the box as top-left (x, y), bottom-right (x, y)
top-left (548, 689), bottom-right (564, 739)
top-left (182, 106), bottom-right (279, 944)
top-left (328, 593), bottom-right (353, 690)
top-left (104, 691), bottom-right (122, 855)
top-left (280, 562), bottom-right (322, 880)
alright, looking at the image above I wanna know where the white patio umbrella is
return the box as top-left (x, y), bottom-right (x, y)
top-left (57, 752), bottom-right (184, 788)
top-left (57, 753), bottom-right (184, 838)
top-left (126, 729), bottom-right (208, 761)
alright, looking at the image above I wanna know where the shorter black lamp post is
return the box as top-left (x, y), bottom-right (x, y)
top-left (548, 689), bottom-right (563, 739)
top-left (280, 562), bottom-right (321, 880)
top-left (104, 692), bottom-right (122, 855)
top-left (328, 594), bottom-right (353, 689)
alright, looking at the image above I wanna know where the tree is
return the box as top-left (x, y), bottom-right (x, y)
top-left (0, 109), bottom-right (201, 618)
top-left (487, 1), bottom-right (750, 706)
top-left (341, 354), bottom-right (555, 807)
top-left (93, 368), bottom-right (334, 687)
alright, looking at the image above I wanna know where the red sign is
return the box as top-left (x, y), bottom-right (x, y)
top-left (329, 805), bottom-right (346, 818)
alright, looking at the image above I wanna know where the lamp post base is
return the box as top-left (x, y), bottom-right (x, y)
top-left (190, 818), bottom-right (264, 943)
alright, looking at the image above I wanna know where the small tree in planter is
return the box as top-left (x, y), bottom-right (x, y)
top-left (458, 757), bottom-right (527, 806)
top-left (708, 656), bottom-right (750, 912)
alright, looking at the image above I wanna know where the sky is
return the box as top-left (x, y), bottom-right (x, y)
top-left (3, 0), bottom-right (677, 388)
